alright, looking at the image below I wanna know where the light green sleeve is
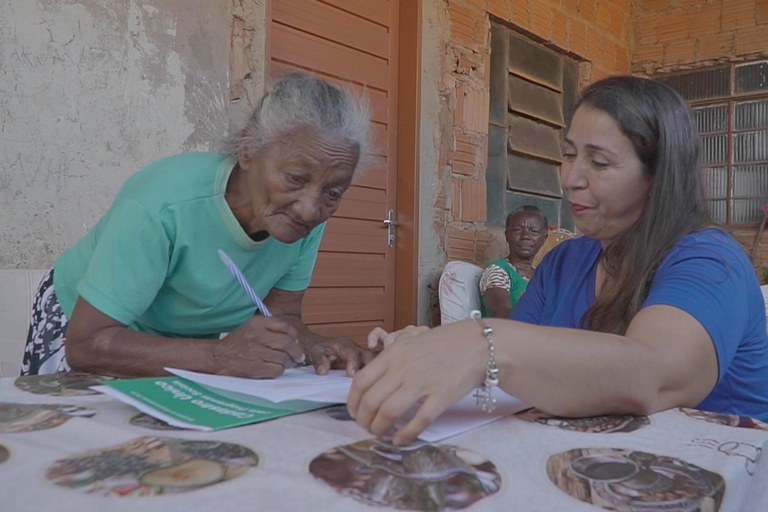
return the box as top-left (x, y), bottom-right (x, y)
top-left (77, 199), bottom-right (171, 325)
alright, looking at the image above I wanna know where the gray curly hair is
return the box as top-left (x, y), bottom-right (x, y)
top-left (227, 72), bottom-right (370, 176)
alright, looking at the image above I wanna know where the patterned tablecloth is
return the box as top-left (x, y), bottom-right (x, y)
top-left (1, 372), bottom-right (766, 511)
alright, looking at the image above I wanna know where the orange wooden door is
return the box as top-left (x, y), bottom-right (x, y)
top-left (267, 0), bottom-right (403, 342)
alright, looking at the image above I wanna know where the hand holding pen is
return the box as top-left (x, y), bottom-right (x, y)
top-left (218, 249), bottom-right (374, 378)
top-left (211, 249), bottom-right (305, 377)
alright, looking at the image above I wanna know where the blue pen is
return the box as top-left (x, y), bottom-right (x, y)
top-left (218, 249), bottom-right (272, 317)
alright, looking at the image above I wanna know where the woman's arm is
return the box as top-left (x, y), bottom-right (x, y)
top-left (348, 304), bottom-right (718, 445)
top-left (65, 297), bottom-right (305, 378)
top-left (264, 288), bottom-right (375, 376)
top-left (479, 265), bottom-right (513, 318)
top-left (496, 305), bottom-right (717, 416)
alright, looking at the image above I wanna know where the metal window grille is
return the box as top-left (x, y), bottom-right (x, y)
top-left (658, 61), bottom-right (768, 225)
top-left (487, 22), bottom-right (579, 229)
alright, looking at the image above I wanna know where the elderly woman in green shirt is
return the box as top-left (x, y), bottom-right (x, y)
top-left (479, 206), bottom-right (548, 318)
top-left (22, 73), bottom-right (374, 380)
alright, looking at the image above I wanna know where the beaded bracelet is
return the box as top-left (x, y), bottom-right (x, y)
top-left (469, 310), bottom-right (499, 413)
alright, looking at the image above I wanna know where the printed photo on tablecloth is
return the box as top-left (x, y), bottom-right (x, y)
top-left (15, 372), bottom-right (114, 396)
top-left (324, 404), bottom-right (353, 421)
top-left (678, 407), bottom-right (768, 431)
top-left (309, 438), bottom-right (501, 511)
top-left (0, 444), bottom-right (9, 465)
top-left (516, 408), bottom-right (650, 433)
top-left (546, 447), bottom-right (725, 511)
top-left (0, 403), bottom-right (96, 433)
top-left (45, 436), bottom-right (258, 497)
top-left (129, 412), bottom-right (186, 431)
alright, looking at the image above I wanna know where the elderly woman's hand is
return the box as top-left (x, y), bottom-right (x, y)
top-left (213, 316), bottom-right (306, 378)
top-left (366, 325), bottom-right (431, 351)
top-left (304, 337), bottom-right (376, 377)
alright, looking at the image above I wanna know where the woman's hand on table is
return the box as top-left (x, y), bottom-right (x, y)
top-left (348, 321), bottom-right (488, 446)
top-left (213, 316), bottom-right (306, 378)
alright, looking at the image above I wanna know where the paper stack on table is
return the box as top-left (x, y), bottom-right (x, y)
top-left (95, 367), bottom-right (530, 442)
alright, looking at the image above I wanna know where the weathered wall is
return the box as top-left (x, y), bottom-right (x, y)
top-left (417, 0), bottom-right (450, 325)
top-left (0, 0), bottom-right (267, 269)
top-left (417, 0), bottom-right (633, 323)
top-left (432, 0), bottom-right (633, 268)
top-left (632, 0), bottom-right (768, 74)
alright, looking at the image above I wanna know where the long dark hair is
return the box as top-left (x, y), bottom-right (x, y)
top-left (576, 76), bottom-right (713, 334)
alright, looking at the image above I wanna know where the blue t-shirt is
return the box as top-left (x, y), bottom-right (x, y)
top-left (514, 230), bottom-right (768, 421)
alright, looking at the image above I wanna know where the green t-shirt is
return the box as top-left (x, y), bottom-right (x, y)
top-left (479, 257), bottom-right (529, 318)
top-left (53, 152), bottom-right (324, 338)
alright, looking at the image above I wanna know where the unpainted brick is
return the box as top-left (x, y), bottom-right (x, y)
top-left (579, 0), bottom-right (597, 23)
top-left (663, 38), bottom-right (698, 64)
top-left (511, 0), bottom-right (530, 27)
top-left (595, 2), bottom-right (611, 28)
top-left (634, 12), bottom-right (659, 47)
top-left (639, 0), bottom-right (671, 12)
top-left (735, 26), bottom-right (768, 55)
top-left (721, 0), bottom-right (757, 32)
top-left (487, 0), bottom-right (511, 20)
top-left (448, 224), bottom-right (480, 241)
top-left (551, 8), bottom-right (569, 48)
top-left (568, 18), bottom-right (588, 56)
top-left (530, 1), bottom-right (551, 39)
top-left (759, 0), bottom-right (768, 25)
top-left (698, 31), bottom-right (736, 61)
top-left (452, 160), bottom-right (477, 176)
top-left (691, 3), bottom-right (723, 35)
top-left (449, 2), bottom-right (477, 46)
top-left (561, 0), bottom-right (579, 17)
top-left (655, 12), bottom-right (690, 43)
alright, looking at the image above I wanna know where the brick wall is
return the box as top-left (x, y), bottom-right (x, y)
top-left (633, 0), bottom-right (768, 74)
top-left (437, 0), bottom-right (632, 266)
top-left (436, 0), bottom-right (768, 271)
top-left (632, 0), bottom-right (768, 275)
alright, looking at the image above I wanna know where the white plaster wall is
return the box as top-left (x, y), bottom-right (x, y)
top-left (0, 0), bottom-right (236, 270)
top-left (417, 0), bottom-right (448, 326)
top-left (0, 0), bottom-right (272, 373)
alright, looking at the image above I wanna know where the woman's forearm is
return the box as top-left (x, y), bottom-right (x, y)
top-left (445, 311), bottom-right (714, 418)
top-left (66, 326), bottom-right (219, 378)
top-left (488, 319), bottom-right (659, 416)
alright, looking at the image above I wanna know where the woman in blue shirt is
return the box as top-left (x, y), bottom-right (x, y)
top-left (348, 76), bottom-right (768, 446)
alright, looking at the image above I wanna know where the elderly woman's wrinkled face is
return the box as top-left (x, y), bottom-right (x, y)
top-left (239, 126), bottom-right (359, 243)
top-left (561, 105), bottom-right (653, 247)
top-left (505, 212), bottom-right (547, 260)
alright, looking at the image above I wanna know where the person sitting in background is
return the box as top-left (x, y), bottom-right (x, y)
top-left (22, 72), bottom-right (374, 379)
top-left (348, 75), bottom-right (768, 446)
top-left (479, 206), bottom-right (548, 318)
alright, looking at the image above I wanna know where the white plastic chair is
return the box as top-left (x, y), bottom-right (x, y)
top-left (438, 261), bottom-right (484, 325)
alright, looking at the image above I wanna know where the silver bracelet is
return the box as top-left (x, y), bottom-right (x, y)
top-left (470, 310), bottom-right (499, 413)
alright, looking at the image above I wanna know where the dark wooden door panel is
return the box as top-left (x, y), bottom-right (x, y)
top-left (269, 0), bottom-right (400, 343)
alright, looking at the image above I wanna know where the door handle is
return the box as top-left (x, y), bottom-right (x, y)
top-left (383, 209), bottom-right (396, 247)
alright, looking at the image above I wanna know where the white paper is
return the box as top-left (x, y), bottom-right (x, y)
top-left (416, 393), bottom-right (529, 442)
top-left (166, 367), bottom-right (352, 403)
top-left (165, 367), bottom-right (530, 442)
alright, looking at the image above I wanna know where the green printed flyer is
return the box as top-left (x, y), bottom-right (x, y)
top-left (95, 377), bottom-right (332, 431)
